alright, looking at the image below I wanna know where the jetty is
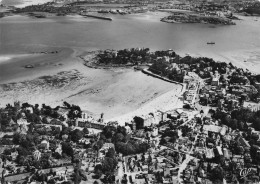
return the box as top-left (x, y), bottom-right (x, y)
top-left (83, 14), bottom-right (112, 21)
top-left (207, 42), bottom-right (215, 45)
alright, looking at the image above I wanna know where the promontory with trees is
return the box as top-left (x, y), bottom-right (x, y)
top-left (161, 12), bottom-right (236, 25)
top-left (86, 48), bottom-right (260, 102)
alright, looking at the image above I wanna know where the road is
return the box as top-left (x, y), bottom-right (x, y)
top-left (177, 120), bottom-right (199, 184)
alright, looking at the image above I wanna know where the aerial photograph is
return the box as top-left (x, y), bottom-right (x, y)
top-left (0, 0), bottom-right (260, 183)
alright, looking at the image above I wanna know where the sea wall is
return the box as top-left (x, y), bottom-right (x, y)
top-left (142, 68), bottom-right (184, 86)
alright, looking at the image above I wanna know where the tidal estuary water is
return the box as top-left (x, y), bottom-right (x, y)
top-left (0, 12), bottom-right (260, 66)
top-left (0, 9), bottom-right (260, 118)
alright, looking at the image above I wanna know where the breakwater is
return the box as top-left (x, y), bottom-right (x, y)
top-left (142, 68), bottom-right (183, 86)
top-left (83, 14), bottom-right (112, 21)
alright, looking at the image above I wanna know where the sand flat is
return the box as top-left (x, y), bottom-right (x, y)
top-left (0, 55), bottom-right (181, 120)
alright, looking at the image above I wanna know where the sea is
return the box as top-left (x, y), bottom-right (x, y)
top-left (1, 1), bottom-right (260, 117)
top-left (0, 3), bottom-right (260, 79)
top-left (1, 0), bottom-right (51, 8)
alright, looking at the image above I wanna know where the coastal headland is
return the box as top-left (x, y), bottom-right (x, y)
top-left (161, 12), bottom-right (236, 25)
top-left (1, 46), bottom-right (260, 125)
top-left (0, 48), bottom-right (182, 121)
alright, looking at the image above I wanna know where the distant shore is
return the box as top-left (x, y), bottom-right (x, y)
top-left (161, 13), bottom-right (236, 25)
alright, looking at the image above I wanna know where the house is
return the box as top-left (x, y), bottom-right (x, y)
top-left (135, 178), bottom-right (146, 184)
top-left (235, 135), bottom-right (251, 149)
top-left (211, 77), bottom-right (219, 86)
top-left (33, 149), bottom-right (42, 161)
top-left (40, 140), bottom-right (50, 150)
top-left (9, 119), bottom-right (16, 126)
top-left (223, 148), bottom-right (231, 159)
top-left (205, 148), bottom-right (215, 159)
top-left (17, 118), bottom-right (29, 126)
top-left (216, 146), bottom-right (223, 156)
top-left (203, 125), bottom-right (222, 134)
top-left (79, 138), bottom-right (91, 145)
top-left (142, 164), bottom-right (148, 172)
top-left (134, 112), bottom-right (164, 129)
top-left (57, 107), bottom-right (70, 119)
top-left (125, 125), bottom-right (132, 134)
top-left (11, 151), bottom-right (19, 160)
top-left (55, 144), bottom-right (62, 155)
top-left (101, 143), bottom-right (115, 150)
top-left (151, 127), bottom-right (158, 137)
top-left (220, 126), bottom-right (227, 136)
top-left (164, 168), bottom-right (171, 177)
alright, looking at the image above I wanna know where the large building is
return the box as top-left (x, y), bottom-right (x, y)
top-left (133, 111), bottom-right (167, 130)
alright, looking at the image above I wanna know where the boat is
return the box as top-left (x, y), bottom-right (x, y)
top-left (207, 42), bottom-right (215, 45)
top-left (25, 64), bottom-right (34, 69)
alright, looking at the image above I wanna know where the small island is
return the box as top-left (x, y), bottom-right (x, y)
top-left (161, 12), bottom-right (236, 25)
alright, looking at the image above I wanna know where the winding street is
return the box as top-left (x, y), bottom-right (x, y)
top-left (177, 123), bottom-right (199, 183)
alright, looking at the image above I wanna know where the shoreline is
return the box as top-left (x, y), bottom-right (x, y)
top-left (1, 47), bottom-right (260, 124)
top-left (142, 68), bottom-right (184, 86)
top-left (106, 82), bottom-right (183, 125)
top-left (176, 49), bottom-right (260, 75)
top-left (0, 49), bottom-right (180, 121)
top-left (104, 68), bottom-right (185, 125)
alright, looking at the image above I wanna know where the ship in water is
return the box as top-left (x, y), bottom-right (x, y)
top-left (207, 42), bottom-right (215, 45)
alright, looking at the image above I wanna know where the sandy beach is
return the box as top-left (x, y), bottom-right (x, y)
top-left (106, 85), bottom-right (183, 124)
top-left (0, 49), bottom-right (182, 122)
top-left (1, 0), bottom-right (51, 8)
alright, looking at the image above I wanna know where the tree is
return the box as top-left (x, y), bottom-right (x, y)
top-left (94, 164), bottom-right (102, 179)
top-left (71, 129), bottom-right (83, 142)
top-left (95, 140), bottom-right (104, 151)
top-left (211, 166), bottom-right (224, 182)
top-left (106, 148), bottom-right (115, 158)
top-left (63, 101), bottom-right (71, 108)
top-left (147, 154), bottom-right (152, 165)
top-left (13, 132), bottom-right (23, 145)
top-left (83, 127), bottom-right (89, 135)
top-left (102, 126), bottom-right (116, 139)
top-left (230, 119), bottom-right (238, 130)
top-left (61, 142), bottom-right (74, 157)
top-left (114, 133), bottom-right (124, 142)
top-left (223, 115), bottom-right (232, 127)
top-left (253, 117), bottom-right (260, 131)
top-left (238, 121), bottom-right (244, 130)
top-left (101, 157), bottom-right (118, 174)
